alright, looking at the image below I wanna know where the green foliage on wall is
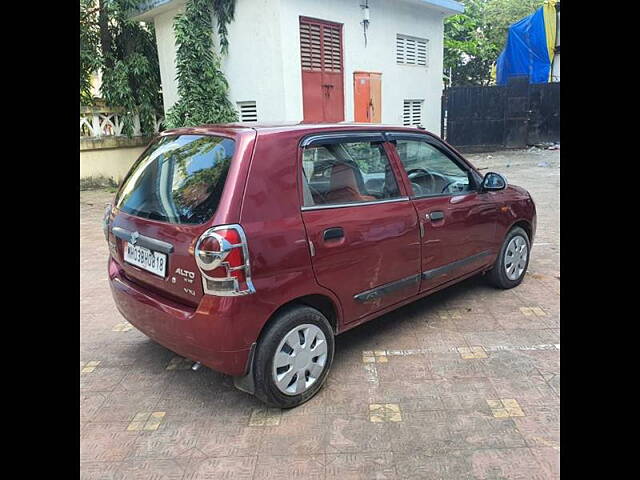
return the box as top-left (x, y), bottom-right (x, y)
top-left (165, 0), bottom-right (238, 128)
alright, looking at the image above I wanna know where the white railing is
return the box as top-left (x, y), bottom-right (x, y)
top-left (80, 106), bottom-right (164, 138)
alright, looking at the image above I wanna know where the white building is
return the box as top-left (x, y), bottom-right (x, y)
top-left (133, 0), bottom-right (463, 132)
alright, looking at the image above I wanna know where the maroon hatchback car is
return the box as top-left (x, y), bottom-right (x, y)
top-left (105, 123), bottom-right (536, 408)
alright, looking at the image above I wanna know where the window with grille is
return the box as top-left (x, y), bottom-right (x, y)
top-left (403, 100), bottom-right (423, 126)
top-left (300, 19), bottom-right (342, 72)
top-left (238, 101), bottom-right (257, 122)
top-left (396, 34), bottom-right (428, 66)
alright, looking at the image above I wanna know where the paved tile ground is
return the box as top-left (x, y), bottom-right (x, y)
top-left (80, 147), bottom-right (559, 479)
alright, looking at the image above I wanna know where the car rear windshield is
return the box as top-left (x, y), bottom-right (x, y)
top-left (115, 134), bottom-right (235, 224)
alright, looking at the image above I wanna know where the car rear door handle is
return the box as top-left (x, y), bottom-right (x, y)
top-left (428, 211), bottom-right (445, 221)
top-left (323, 227), bottom-right (344, 241)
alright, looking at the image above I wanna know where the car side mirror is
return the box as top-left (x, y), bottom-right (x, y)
top-left (481, 172), bottom-right (507, 192)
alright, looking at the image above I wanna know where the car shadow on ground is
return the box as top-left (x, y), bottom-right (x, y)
top-left (124, 273), bottom-right (491, 412)
top-left (335, 274), bottom-right (487, 352)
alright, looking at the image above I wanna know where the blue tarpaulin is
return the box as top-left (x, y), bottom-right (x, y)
top-left (496, 7), bottom-right (551, 85)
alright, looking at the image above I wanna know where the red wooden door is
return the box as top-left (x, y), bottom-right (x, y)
top-left (300, 17), bottom-right (344, 123)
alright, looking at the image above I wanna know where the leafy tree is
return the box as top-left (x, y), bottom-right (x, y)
top-left (485, 0), bottom-right (546, 47)
top-left (100, 0), bottom-right (163, 136)
top-left (165, 0), bottom-right (238, 128)
top-left (80, 0), bottom-right (101, 105)
top-left (80, 0), bottom-right (163, 136)
top-left (444, 0), bottom-right (544, 86)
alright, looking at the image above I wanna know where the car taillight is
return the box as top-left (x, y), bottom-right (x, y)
top-left (194, 224), bottom-right (255, 296)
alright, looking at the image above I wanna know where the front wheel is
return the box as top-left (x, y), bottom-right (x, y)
top-left (486, 226), bottom-right (530, 289)
top-left (253, 305), bottom-right (334, 408)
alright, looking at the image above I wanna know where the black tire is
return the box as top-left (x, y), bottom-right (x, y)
top-left (486, 226), bottom-right (530, 289)
top-left (253, 305), bottom-right (334, 408)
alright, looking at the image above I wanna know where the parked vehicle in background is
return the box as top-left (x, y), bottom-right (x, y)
top-left (105, 123), bottom-right (536, 408)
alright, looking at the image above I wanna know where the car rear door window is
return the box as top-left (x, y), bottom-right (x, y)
top-left (301, 141), bottom-right (401, 207)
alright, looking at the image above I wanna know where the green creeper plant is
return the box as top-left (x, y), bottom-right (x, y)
top-left (165, 0), bottom-right (238, 128)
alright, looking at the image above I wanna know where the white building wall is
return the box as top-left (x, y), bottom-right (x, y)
top-left (278, 0), bottom-right (446, 131)
top-left (154, 6), bottom-right (183, 112)
top-left (217, 0), bottom-right (288, 121)
top-left (151, 0), bottom-right (450, 132)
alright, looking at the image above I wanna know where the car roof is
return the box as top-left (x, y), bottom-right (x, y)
top-left (161, 122), bottom-right (438, 138)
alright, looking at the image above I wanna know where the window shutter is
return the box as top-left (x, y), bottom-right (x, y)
top-left (322, 23), bottom-right (342, 72)
top-left (300, 19), bottom-right (342, 72)
top-left (396, 34), bottom-right (428, 66)
top-left (238, 101), bottom-right (257, 122)
top-left (300, 22), bottom-right (322, 71)
top-left (403, 100), bottom-right (423, 126)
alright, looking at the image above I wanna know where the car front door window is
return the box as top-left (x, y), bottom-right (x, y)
top-left (394, 140), bottom-right (474, 197)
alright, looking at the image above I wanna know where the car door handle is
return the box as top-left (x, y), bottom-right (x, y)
top-left (323, 227), bottom-right (344, 241)
top-left (428, 211), bottom-right (445, 221)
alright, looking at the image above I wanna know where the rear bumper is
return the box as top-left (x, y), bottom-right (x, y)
top-left (108, 257), bottom-right (251, 376)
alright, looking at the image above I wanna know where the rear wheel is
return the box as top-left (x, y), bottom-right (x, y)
top-left (253, 305), bottom-right (334, 408)
top-left (486, 226), bottom-right (530, 289)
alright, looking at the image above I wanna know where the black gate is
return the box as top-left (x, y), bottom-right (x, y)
top-left (441, 76), bottom-right (560, 151)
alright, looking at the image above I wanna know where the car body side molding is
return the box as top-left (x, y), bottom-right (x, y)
top-left (422, 250), bottom-right (492, 281)
top-left (354, 274), bottom-right (421, 303)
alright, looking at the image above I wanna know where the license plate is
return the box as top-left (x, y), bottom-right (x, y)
top-left (124, 242), bottom-right (167, 277)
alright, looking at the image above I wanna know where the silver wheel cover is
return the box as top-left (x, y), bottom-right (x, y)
top-left (272, 323), bottom-right (328, 396)
top-left (504, 235), bottom-right (528, 280)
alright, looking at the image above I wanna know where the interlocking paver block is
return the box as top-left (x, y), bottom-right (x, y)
top-left (143, 411), bottom-right (166, 431)
top-left (439, 309), bottom-right (463, 320)
top-left (487, 399), bottom-right (525, 418)
top-left (80, 361), bottom-right (101, 373)
top-left (520, 306), bottom-right (546, 317)
top-left (362, 350), bottom-right (388, 363)
top-left (112, 322), bottom-right (133, 332)
top-left (457, 346), bottom-right (488, 359)
top-left (249, 408), bottom-right (282, 426)
top-left (501, 398), bottom-right (526, 417)
top-left (471, 346), bottom-right (488, 358)
top-left (126, 411), bottom-right (166, 431)
top-left (369, 403), bottom-right (402, 422)
top-left (127, 412), bottom-right (151, 431)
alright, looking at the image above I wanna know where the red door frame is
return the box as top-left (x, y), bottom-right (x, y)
top-left (299, 16), bottom-right (345, 123)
